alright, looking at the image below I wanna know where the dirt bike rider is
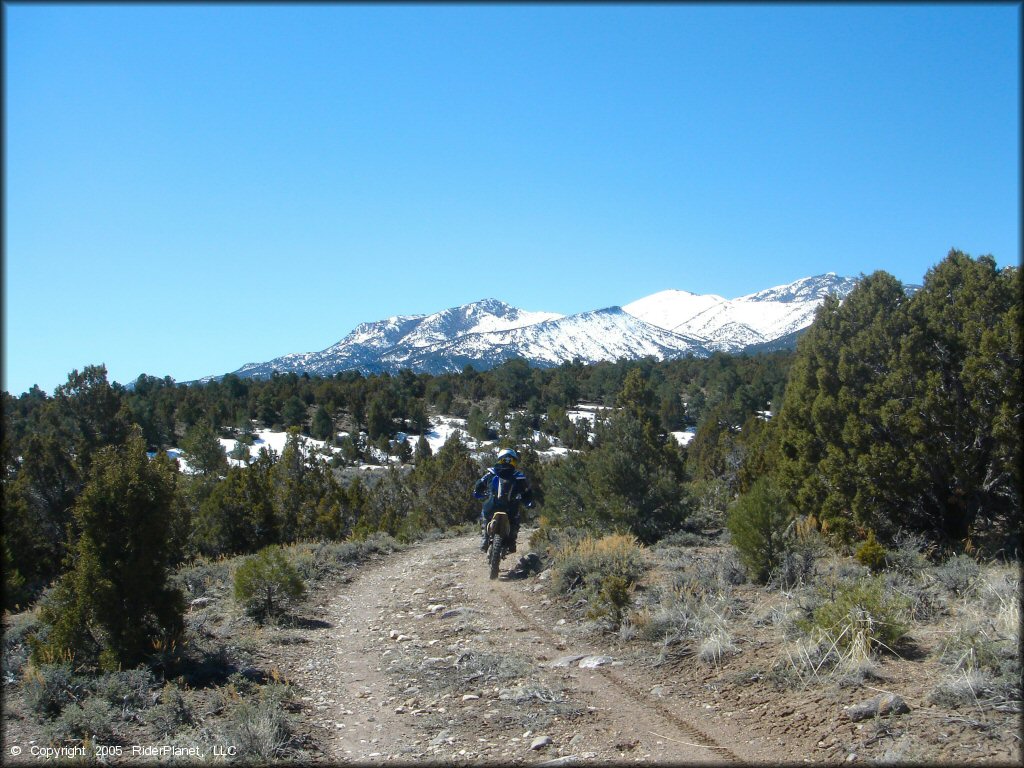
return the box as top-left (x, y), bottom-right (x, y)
top-left (473, 448), bottom-right (534, 555)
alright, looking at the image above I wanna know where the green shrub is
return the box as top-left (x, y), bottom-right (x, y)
top-left (148, 683), bottom-right (195, 738)
top-left (727, 477), bottom-right (793, 584)
top-left (22, 664), bottom-right (84, 718)
top-left (797, 575), bottom-right (909, 655)
top-left (587, 574), bottom-right (634, 628)
top-left (854, 530), bottom-right (887, 573)
top-left (233, 546), bottom-right (306, 623)
top-left (46, 697), bottom-right (118, 743)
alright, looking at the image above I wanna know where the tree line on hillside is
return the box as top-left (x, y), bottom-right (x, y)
top-left (2, 249), bottom-right (1018, 672)
top-left (5, 344), bottom-right (789, 457)
top-left (2, 342), bottom-right (790, 612)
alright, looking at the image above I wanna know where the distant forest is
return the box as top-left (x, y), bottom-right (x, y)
top-left (3, 250), bottom-right (1019, 669)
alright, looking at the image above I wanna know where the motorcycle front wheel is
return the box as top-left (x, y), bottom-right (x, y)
top-left (488, 534), bottom-right (504, 580)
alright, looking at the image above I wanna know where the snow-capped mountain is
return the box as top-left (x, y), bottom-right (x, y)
top-left (230, 300), bottom-right (563, 379)
top-left (209, 274), bottom-right (869, 382)
top-left (395, 308), bottom-right (710, 374)
top-left (622, 274), bottom-right (860, 352)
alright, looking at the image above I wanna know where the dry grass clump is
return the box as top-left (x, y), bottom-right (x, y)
top-left (551, 533), bottom-right (647, 628)
top-left (625, 549), bottom-right (741, 666)
top-left (932, 553), bottom-right (981, 597)
top-left (221, 682), bottom-right (295, 761)
top-left (551, 533), bottom-right (646, 594)
top-left (930, 563), bottom-right (1021, 711)
top-left (696, 606), bottom-right (739, 666)
top-left (781, 624), bottom-right (880, 688)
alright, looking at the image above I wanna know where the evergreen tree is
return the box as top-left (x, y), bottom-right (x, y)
top-left (407, 399), bottom-right (431, 436)
top-left (773, 273), bottom-right (908, 542)
top-left (311, 404), bottom-right (334, 441)
top-left (194, 449), bottom-right (278, 556)
top-left (3, 433), bottom-right (79, 593)
top-left (366, 397), bottom-right (392, 441)
top-left (466, 406), bottom-right (490, 441)
top-left (686, 402), bottom-right (741, 487)
top-left (282, 395), bottom-right (307, 429)
top-left (52, 365), bottom-right (131, 473)
top-left (545, 370), bottom-right (691, 543)
top-left (33, 429), bottom-right (185, 670)
top-left (180, 419), bottom-right (228, 476)
top-left (408, 432), bottom-right (479, 534)
top-left (616, 368), bottom-right (657, 420)
top-left (727, 476), bottom-right (793, 584)
top-left (414, 434), bottom-right (433, 462)
top-left (274, 429), bottom-right (308, 540)
top-left (257, 389), bottom-right (281, 427)
top-left (658, 389), bottom-right (686, 433)
top-left (769, 252), bottom-right (1019, 552)
top-left (875, 253), bottom-right (1019, 547)
top-left (395, 437), bottom-right (413, 464)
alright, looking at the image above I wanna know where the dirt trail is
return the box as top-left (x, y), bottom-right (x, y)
top-left (274, 533), bottom-right (755, 764)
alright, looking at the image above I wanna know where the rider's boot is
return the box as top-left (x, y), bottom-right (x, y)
top-left (508, 521), bottom-right (520, 554)
top-left (480, 522), bottom-right (489, 552)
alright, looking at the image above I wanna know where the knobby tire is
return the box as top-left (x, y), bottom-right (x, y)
top-left (488, 534), bottom-right (504, 580)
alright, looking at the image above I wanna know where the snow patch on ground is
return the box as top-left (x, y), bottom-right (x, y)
top-left (156, 404), bottom-right (606, 474)
top-left (670, 429), bottom-right (697, 447)
top-left (414, 416), bottom-right (472, 454)
top-left (218, 429), bottom-right (334, 468)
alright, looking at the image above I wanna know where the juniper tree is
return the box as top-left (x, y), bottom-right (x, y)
top-left (414, 434), bottom-right (433, 462)
top-left (772, 272), bottom-right (908, 542)
top-left (769, 252), bottom-right (1020, 552)
top-left (180, 419), bottom-right (228, 476)
top-left (311, 404), bottom-right (334, 441)
top-left (194, 449), bottom-right (278, 556)
top-left (282, 395), bottom-right (307, 429)
top-left (874, 252), bottom-right (1020, 548)
top-left (545, 368), bottom-right (691, 544)
top-left (33, 429), bottom-right (185, 670)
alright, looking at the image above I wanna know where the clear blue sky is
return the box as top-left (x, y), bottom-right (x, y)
top-left (4, 3), bottom-right (1020, 396)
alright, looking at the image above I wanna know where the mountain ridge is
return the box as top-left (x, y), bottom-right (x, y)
top-left (201, 274), bottom-right (885, 382)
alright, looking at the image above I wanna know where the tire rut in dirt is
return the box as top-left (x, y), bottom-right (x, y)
top-left (497, 589), bottom-right (742, 763)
